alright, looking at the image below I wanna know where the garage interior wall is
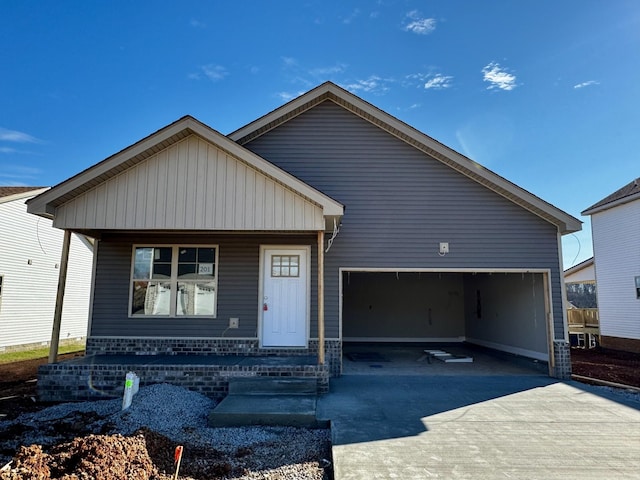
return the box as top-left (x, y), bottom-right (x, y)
top-left (463, 272), bottom-right (547, 357)
top-left (342, 271), bottom-right (548, 360)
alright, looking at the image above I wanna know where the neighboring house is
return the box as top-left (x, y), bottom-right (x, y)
top-left (564, 257), bottom-right (597, 308)
top-left (0, 187), bottom-right (93, 352)
top-left (563, 257), bottom-right (599, 347)
top-left (583, 178), bottom-right (640, 353)
top-left (27, 82), bottom-right (581, 392)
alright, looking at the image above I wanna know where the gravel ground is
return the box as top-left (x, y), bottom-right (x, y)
top-left (0, 384), bottom-right (332, 479)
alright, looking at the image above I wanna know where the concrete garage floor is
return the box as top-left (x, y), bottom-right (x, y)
top-left (320, 346), bottom-right (640, 479)
top-left (342, 343), bottom-right (548, 376)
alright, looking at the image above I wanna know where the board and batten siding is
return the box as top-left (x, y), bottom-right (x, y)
top-left (244, 101), bottom-right (565, 339)
top-left (591, 200), bottom-right (640, 340)
top-left (53, 135), bottom-right (324, 232)
top-left (0, 195), bottom-right (93, 349)
top-left (90, 233), bottom-right (320, 338)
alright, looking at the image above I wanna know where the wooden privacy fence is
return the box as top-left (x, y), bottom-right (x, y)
top-left (567, 308), bottom-right (599, 334)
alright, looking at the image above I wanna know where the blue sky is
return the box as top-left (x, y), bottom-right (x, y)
top-left (1, 1), bottom-right (639, 268)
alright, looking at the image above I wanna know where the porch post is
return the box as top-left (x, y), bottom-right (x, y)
top-left (317, 230), bottom-right (325, 365)
top-left (48, 229), bottom-right (71, 364)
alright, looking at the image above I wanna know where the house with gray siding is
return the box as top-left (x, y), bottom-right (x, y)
top-left (27, 82), bottom-right (581, 400)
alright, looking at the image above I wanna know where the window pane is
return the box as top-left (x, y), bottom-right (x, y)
top-left (178, 263), bottom-right (198, 278)
top-left (151, 263), bottom-right (172, 279)
top-left (150, 247), bottom-right (172, 279)
top-left (197, 248), bottom-right (215, 263)
top-left (290, 266), bottom-right (299, 277)
top-left (131, 281), bottom-right (171, 315)
top-left (154, 247), bottom-right (172, 263)
top-left (134, 247), bottom-right (153, 279)
top-left (177, 281), bottom-right (215, 315)
top-left (179, 247), bottom-right (197, 263)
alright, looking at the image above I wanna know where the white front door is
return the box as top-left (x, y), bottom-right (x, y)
top-left (261, 247), bottom-right (309, 347)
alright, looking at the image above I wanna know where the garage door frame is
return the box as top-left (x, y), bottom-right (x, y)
top-left (339, 267), bottom-right (556, 375)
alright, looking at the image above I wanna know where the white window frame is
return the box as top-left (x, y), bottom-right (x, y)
top-left (129, 245), bottom-right (219, 318)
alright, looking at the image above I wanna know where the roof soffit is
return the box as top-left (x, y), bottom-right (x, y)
top-left (229, 82), bottom-right (582, 234)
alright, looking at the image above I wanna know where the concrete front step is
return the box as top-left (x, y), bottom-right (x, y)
top-left (228, 377), bottom-right (318, 395)
top-left (208, 376), bottom-right (322, 427)
top-left (209, 394), bottom-right (322, 427)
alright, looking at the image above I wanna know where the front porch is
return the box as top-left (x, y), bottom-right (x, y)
top-left (38, 353), bottom-right (330, 402)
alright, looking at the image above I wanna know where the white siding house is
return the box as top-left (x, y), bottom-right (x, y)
top-left (583, 178), bottom-right (640, 353)
top-left (0, 187), bottom-right (94, 351)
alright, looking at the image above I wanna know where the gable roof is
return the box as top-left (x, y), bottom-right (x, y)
top-left (27, 116), bottom-right (344, 223)
top-left (0, 186), bottom-right (48, 204)
top-left (582, 177), bottom-right (640, 216)
top-left (229, 81), bottom-right (581, 235)
top-left (564, 256), bottom-right (594, 276)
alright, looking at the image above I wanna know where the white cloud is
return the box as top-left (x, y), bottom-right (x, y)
top-left (574, 80), bottom-right (599, 89)
top-left (403, 10), bottom-right (436, 35)
top-left (424, 74), bottom-right (453, 90)
top-left (0, 165), bottom-right (43, 184)
top-left (189, 19), bottom-right (206, 28)
top-left (201, 64), bottom-right (228, 81)
top-left (275, 91), bottom-right (306, 102)
top-left (282, 57), bottom-right (298, 67)
top-left (309, 63), bottom-right (348, 76)
top-left (0, 128), bottom-right (40, 143)
top-left (0, 147), bottom-right (17, 153)
top-left (189, 64), bottom-right (228, 82)
top-left (341, 8), bottom-right (360, 24)
top-left (343, 75), bottom-right (393, 94)
top-left (482, 62), bottom-right (517, 91)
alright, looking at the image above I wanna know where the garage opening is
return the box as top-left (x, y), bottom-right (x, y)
top-left (341, 270), bottom-right (552, 364)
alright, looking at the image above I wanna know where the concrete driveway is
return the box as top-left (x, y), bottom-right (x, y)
top-left (317, 375), bottom-right (640, 479)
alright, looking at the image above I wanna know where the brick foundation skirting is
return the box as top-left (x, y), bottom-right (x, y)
top-left (86, 337), bottom-right (342, 377)
top-left (38, 361), bottom-right (330, 402)
top-left (38, 337), bottom-right (341, 402)
top-left (552, 340), bottom-right (572, 380)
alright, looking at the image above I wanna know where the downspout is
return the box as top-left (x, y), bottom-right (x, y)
top-left (49, 229), bottom-right (71, 364)
top-left (317, 230), bottom-right (325, 365)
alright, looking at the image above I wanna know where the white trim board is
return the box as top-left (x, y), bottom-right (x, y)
top-left (343, 337), bottom-right (465, 343)
top-left (466, 337), bottom-right (548, 362)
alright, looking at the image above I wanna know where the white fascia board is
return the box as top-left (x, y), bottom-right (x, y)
top-left (26, 120), bottom-right (193, 217)
top-left (582, 193), bottom-right (640, 216)
top-left (26, 116), bottom-right (343, 221)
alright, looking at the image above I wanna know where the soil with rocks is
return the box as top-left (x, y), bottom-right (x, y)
top-left (570, 346), bottom-right (640, 388)
top-left (0, 355), bottom-right (333, 480)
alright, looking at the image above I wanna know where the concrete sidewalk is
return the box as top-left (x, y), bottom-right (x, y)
top-left (317, 375), bottom-right (640, 479)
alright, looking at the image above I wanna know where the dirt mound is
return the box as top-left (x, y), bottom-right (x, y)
top-left (1, 433), bottom-right (157, 480)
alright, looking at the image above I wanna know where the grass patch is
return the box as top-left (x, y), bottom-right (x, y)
top-left (0, 343), bottom-right (85, 365)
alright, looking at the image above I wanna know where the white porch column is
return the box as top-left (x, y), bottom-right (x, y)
top-left (48, 229), bottom-right (71, 364)
top-left (317, 230), bottom-right (325, 365)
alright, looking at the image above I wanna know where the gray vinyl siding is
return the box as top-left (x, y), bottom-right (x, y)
top-left (91, 233), bottom-right (318, 338)
top-left (244, 101), bottom-right (564, 339)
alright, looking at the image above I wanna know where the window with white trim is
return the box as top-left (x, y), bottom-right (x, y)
top-left (0, 275), bottom-right (3, 311)
top-left (130, 246), bottom-right (218, 317)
